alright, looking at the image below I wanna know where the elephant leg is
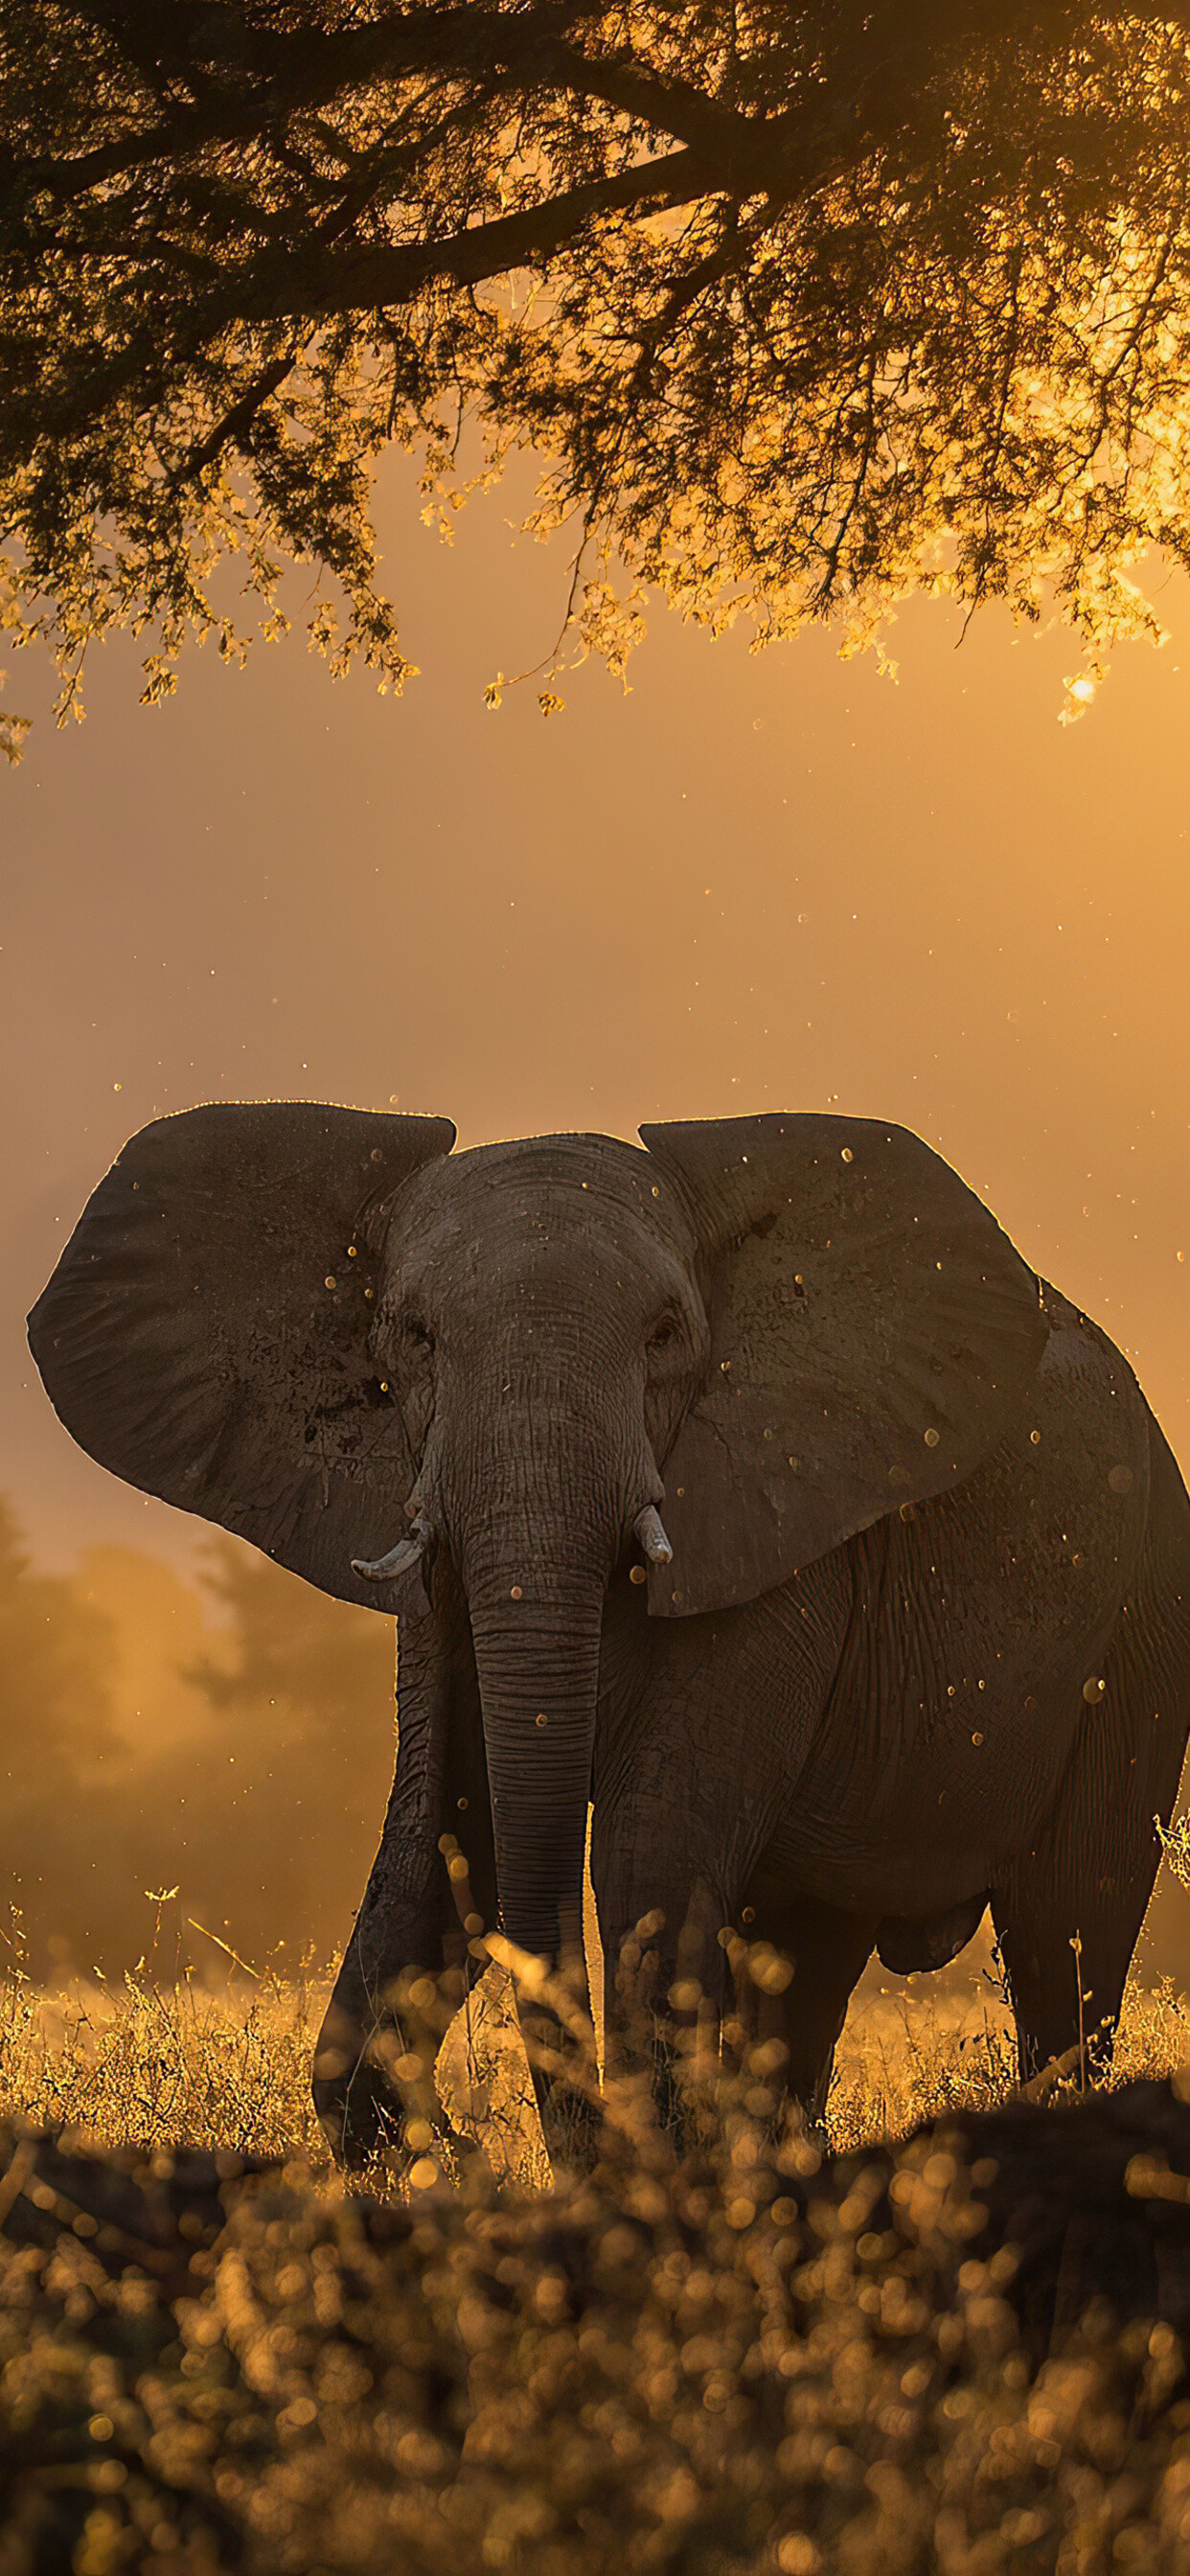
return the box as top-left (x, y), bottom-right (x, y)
top-left (991, 1747), bottom-right (1185, 2087)
top-left (735, 1880), bottom-right (878, 2125)
top-left (592, 1850), bottom-right (732, 2142)
top-left (589, 1595), bottom-right (842, 2140)
top-left (314, 1582), bottom-right (496, 2168)
top-left (590, 1780), bottom-right (780, 2142)
top-left (993, 1424), bottom-right (1190, 2084)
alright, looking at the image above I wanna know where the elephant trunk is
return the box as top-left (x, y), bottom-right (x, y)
top-left (464, 1563), bottom-right (604, 1990)
top-left (434, 1339), bottom-right (655, 2004)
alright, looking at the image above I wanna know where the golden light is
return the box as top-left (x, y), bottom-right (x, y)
top-left (1062, 672), bottom-right (1098, 720)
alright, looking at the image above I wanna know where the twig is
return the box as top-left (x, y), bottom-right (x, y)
top-left (187, 1920), bottom-right (261, 1981)
top-left (0, 2139), bottom-right (36, 2230)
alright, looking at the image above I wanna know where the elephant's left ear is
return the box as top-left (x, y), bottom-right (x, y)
top-left (28, 1101), bottom-right (455, 1607)
top-left (639, 1114), bottom-right (1048, 1615)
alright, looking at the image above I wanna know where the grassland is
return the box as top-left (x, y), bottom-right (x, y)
top-left (5, 1956), bottom-right (1190, 2166)
top-left (5, 1966), bottom-right (1190, 2574)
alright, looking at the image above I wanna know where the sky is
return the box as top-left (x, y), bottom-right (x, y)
top-left (4, 452), bottom-right (1190, 1575)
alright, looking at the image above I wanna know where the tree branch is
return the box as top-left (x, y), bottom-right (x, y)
top-left (245, 150), bottom-right (713, 324)
top-left (10, 3), bottom-right (667, 203)
top-left (168, 347), bottom-right (299, 485)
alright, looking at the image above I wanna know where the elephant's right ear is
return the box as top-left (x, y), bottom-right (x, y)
top-left (28, 1102), bottom-right (455, 1607)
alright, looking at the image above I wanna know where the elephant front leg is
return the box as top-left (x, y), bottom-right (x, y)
top-left (313, 1589), bottom-right (495, 2170)
top-left (313, 1828), bottom-right (446, 2170)
top-left (590, 1786), bottom-right (770, 2145)
top-left (589, 1578), bottom-right (849, 2145)
top-left (592, 1783), bottom-right (878, 2143)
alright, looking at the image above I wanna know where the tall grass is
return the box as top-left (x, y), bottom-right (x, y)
top-left (5, 1965), bottom-right (1190, 2575)
top-left (5, 1960), bottom-right (1190, 2169)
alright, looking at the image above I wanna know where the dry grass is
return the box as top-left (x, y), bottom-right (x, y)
top-left (4, 1961), bottom-right (1190, 2171)
top-left (827, 1975), bottom-right (1190, 2149)
top-left (6, 1967), bottom-right (1190, 2573)
top-left (0, 1969), bottom-right (328, 2162)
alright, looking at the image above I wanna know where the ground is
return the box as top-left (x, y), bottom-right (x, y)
top-left (6, 1966), bottom-right (1190, 2573)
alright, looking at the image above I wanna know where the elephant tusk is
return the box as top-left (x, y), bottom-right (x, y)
top-left (351, 1536), bottom-right (422, 1582)
top-left (634, 1505), bottom-right (674, 1565)
top-left (352, 1512), bottom-right (431, 1583)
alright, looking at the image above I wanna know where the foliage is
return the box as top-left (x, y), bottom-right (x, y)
top-left (1159, 1812), bottom-right (1190, 1901)
top-left (5, 1952), bottom-right (1190, 2169)
top-left (0, 1964), bottom-right (327, 2157)
top-left (6, 2), bottom-right (1190, 734)
top-left (185, 1531), bottom-right (394, 1777)
top-left (0, 662), bottom-right (31, 762)
top-left (170, 1534), bottom-right (398, 1955)
top-left (6, 1974), bottom-right (1190, 2572)
top-left (0, 1496), bottom-right (121, 1810)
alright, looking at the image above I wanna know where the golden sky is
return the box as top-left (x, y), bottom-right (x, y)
top-left (5, 456), bottom-right (1189, 1570)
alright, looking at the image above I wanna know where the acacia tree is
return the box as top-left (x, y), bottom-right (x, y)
top-left (4, 0), bottom-right (1190, 741)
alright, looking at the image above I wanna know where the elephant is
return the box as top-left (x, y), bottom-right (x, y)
top-left (28, 1103), bottom-right (1190, 2164)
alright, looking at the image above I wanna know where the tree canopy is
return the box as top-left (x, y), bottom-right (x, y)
top-left (4, 0), bottom-right (1190, 730)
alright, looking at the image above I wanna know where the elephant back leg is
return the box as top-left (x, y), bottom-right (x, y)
top-left (992, 1414), bottom-right (1190, 2082)
top-left (314, 1576), bottom-right (496, 2167)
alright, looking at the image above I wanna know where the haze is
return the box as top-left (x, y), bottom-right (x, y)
top-left (6, 460), bottom-right (1188, 1567)
top-left (3, 457), bottom-right (1189, 1974)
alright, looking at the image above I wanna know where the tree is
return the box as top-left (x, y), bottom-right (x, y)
top-left (112, 1538), bottom-right (397, 1970)
top-left (4, 1), bottom-right (1190, 730)
top-left (0, 1495), bottom-right (125, 1974)
top-left (0, 1513), bottom-right (395, 1977)
top-left (0, 1496), bottom-right (119, 1803)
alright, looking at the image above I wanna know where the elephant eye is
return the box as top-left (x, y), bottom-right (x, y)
top-left (402, 1313), bottom-right (433, 1350)
top-left (648, 1316), bottom-right (680, 1352)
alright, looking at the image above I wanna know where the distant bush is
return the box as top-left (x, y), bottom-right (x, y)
top-left (0, 1502), bottom-right (395, 1980)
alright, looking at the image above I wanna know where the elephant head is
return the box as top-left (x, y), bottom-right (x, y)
top-left (29, 1104), bottom-right (1048, 1987)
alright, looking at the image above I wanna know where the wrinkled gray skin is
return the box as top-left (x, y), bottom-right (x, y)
top-left (28, 1107), bottom-right (1190, 2167)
